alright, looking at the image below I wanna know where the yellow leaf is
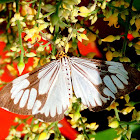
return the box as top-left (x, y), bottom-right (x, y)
top-left (37, 20), bottom-right (45, 24)
top-left (102, 35), bottom-right (116, 42)
top-left (26, 52), bottom-right (36, 57)
top-left (73, 112), bottom-right (81, 122)
top-left (79, 6), bottom-right (90, 17)
top-left (32, 124), bottom-right (39, 132)
top-left (121, 107), bottom-right (135, 115)
top-left (5, 135), bottom-right (14, 140)
top-left (75, 134), bottom-right (85, 140)
top-left (133, 41), bottom-right (140, 55)
top-left (6, 52), bottom-right (15, 57)
top-left (132, 6), bottom-right (137, 11)
top-left (107, 102), bottom-right (119, 110)
top-left (78, 28), bottom-right (85, 32)
top-left (103, 47), bottom-right (107, 51)
top-left (112, 51), bottom-right (122, 57)
top-left (101, 1), bottom-right (107, 9)
top-left (7, 64), bottom-right (17, 76)
top-left (80, 34), bottom-right (89, 40)
top-left (121, 13), bottom-right (126, 20)
top-left (108, 121), bottom-right (119, 128)
top-left (91, 15), bottom-right (97, 24)
top-left (134, 42), bottom-right (140, 55)
top-left (132, 30), bottom-right (139, 38)
top-left (51, 55), bottom-right (56, 60)
top-left (106, 51), bottom-right (113, 61)
top-left (130, 17), bottom-right (135, 25)
top-left (79, 6), bottom-right (90, 13)
top-left (114, 135), bottom-right (122, 140)
top-left (110, 47), bottom-right (115, 51)
top-left (21, 5), bottom-right (36, 16)
top-left (0, 18), bottom-right (5, 23)
top-left (136, 41), bottom-right (140, 45)
top-left (14, 13), bottom-right (21, 19)
top-left (135, 49), bottom-right (140, 55)
top-left (88, 122), bottom-right (99, 130)
top-left (37, 46), bottom-right (44, 52)
top-left (38, 24), bottom-right (48, 31)
top-left (0, 4), bottom-right (6, 12)
top-left (3, 58), bottom-right (11, 63)
top-left (10, 46), bottom-right (17, 51)
top-left (120, 57), bottom-right (131, 62)
top-left (124, 94), bottom-right (130, 103)
top-left (77, 35), bottom-right (82, 42)
top-left (65, 43), bottom-right (69, 53)
top-left (103, 13), bottom-right (119, 28)
top-left (136, 111), bottom-right (140, 121)
top-left (126, 129), bottom-right (132, 140)
top-left (49, 25), bottom-right (54, 33)
top-left (86, 52), bottom-right (96, 59)
top-left (55, 38), bottom-right (61, 44)
top-left (0, 69), bottom-right (4, 75)
top-left (90, 138), bottom-right (95, 140)
top-left (38, 133), bottom-right (47, 140)
top-left (82, 33), bottom-right (96, 46)
top-left (98, 39), bottom-right (102, 45)
top-left (132, 109), bottom-right (137, 120)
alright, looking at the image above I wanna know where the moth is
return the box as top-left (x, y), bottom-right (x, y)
top-left (0, 51), bottom-right (139, 122)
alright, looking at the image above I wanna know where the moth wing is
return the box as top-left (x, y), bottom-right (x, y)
top-left (70, 57), bottom-right (140, 111)
top-left (0, 60), bottom-right (70, 122)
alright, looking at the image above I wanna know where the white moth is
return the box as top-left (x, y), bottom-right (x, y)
top-left (0, 52), bottom-right (139, 122)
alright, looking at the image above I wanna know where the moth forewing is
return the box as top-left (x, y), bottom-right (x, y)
top-left (0, 56), bottom-right (139, 122)
top-left (70, 57), bottom-right (140, 112)
top-left (0, 58), bottom-right (70, 122)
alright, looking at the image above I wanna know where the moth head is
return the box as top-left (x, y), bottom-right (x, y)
top-left (56, 51), bottom-right (68, 59)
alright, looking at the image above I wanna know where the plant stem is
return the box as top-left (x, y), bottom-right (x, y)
top-left (55, 0), bottom-right (62, 15)
top-left (43, 11), bottom-right (54, 18)
top-left (34, 122), bottom-right (56, 139)
top-left (46, 122), bottom-right (57, 131)
top-left (114, 108), bottom-right (120, 121)
top-left (80, 118), bottom-right (90, 140)
top-left (34, 0), bottom-right (41, 27)
top-left (54, 122), bottom-right (61, 138)
top-left (15, 0), bottom-right (19, 12)
top-left (120, 120), bottom-right (140, 125)
top-left (37, 0), bottom-right (42, 18)
top-left (78, 21), bottom-right (100, 39)
top-left (121, 0), bottom-right (134, 56)
top-left (16, 0), bottom-right (24, 63)
top-left (16, 20), bottom-right (24, 63)
top-left (52, 0), bottom-right (63, 52)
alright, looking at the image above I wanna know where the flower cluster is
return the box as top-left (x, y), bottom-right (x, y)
top-left (6, 117), bottom-right (66, 140)
top-left (0, 0), bottom-right (139, 139)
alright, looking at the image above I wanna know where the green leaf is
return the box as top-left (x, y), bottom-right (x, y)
top-left (41, 4), bottom-right (56, 13)
top-left (89, 128), bottom-right (117, 140)
top-left (0, 0), bottom-right (15, 3)
top-left (86, 52), bottom-right (96, 59)
top-left (51, 14), bottom-right (59, 26)
top-left (59, 20), bottom-right (68, 28)
top-left (130, 124), bottom-right (140, 138)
